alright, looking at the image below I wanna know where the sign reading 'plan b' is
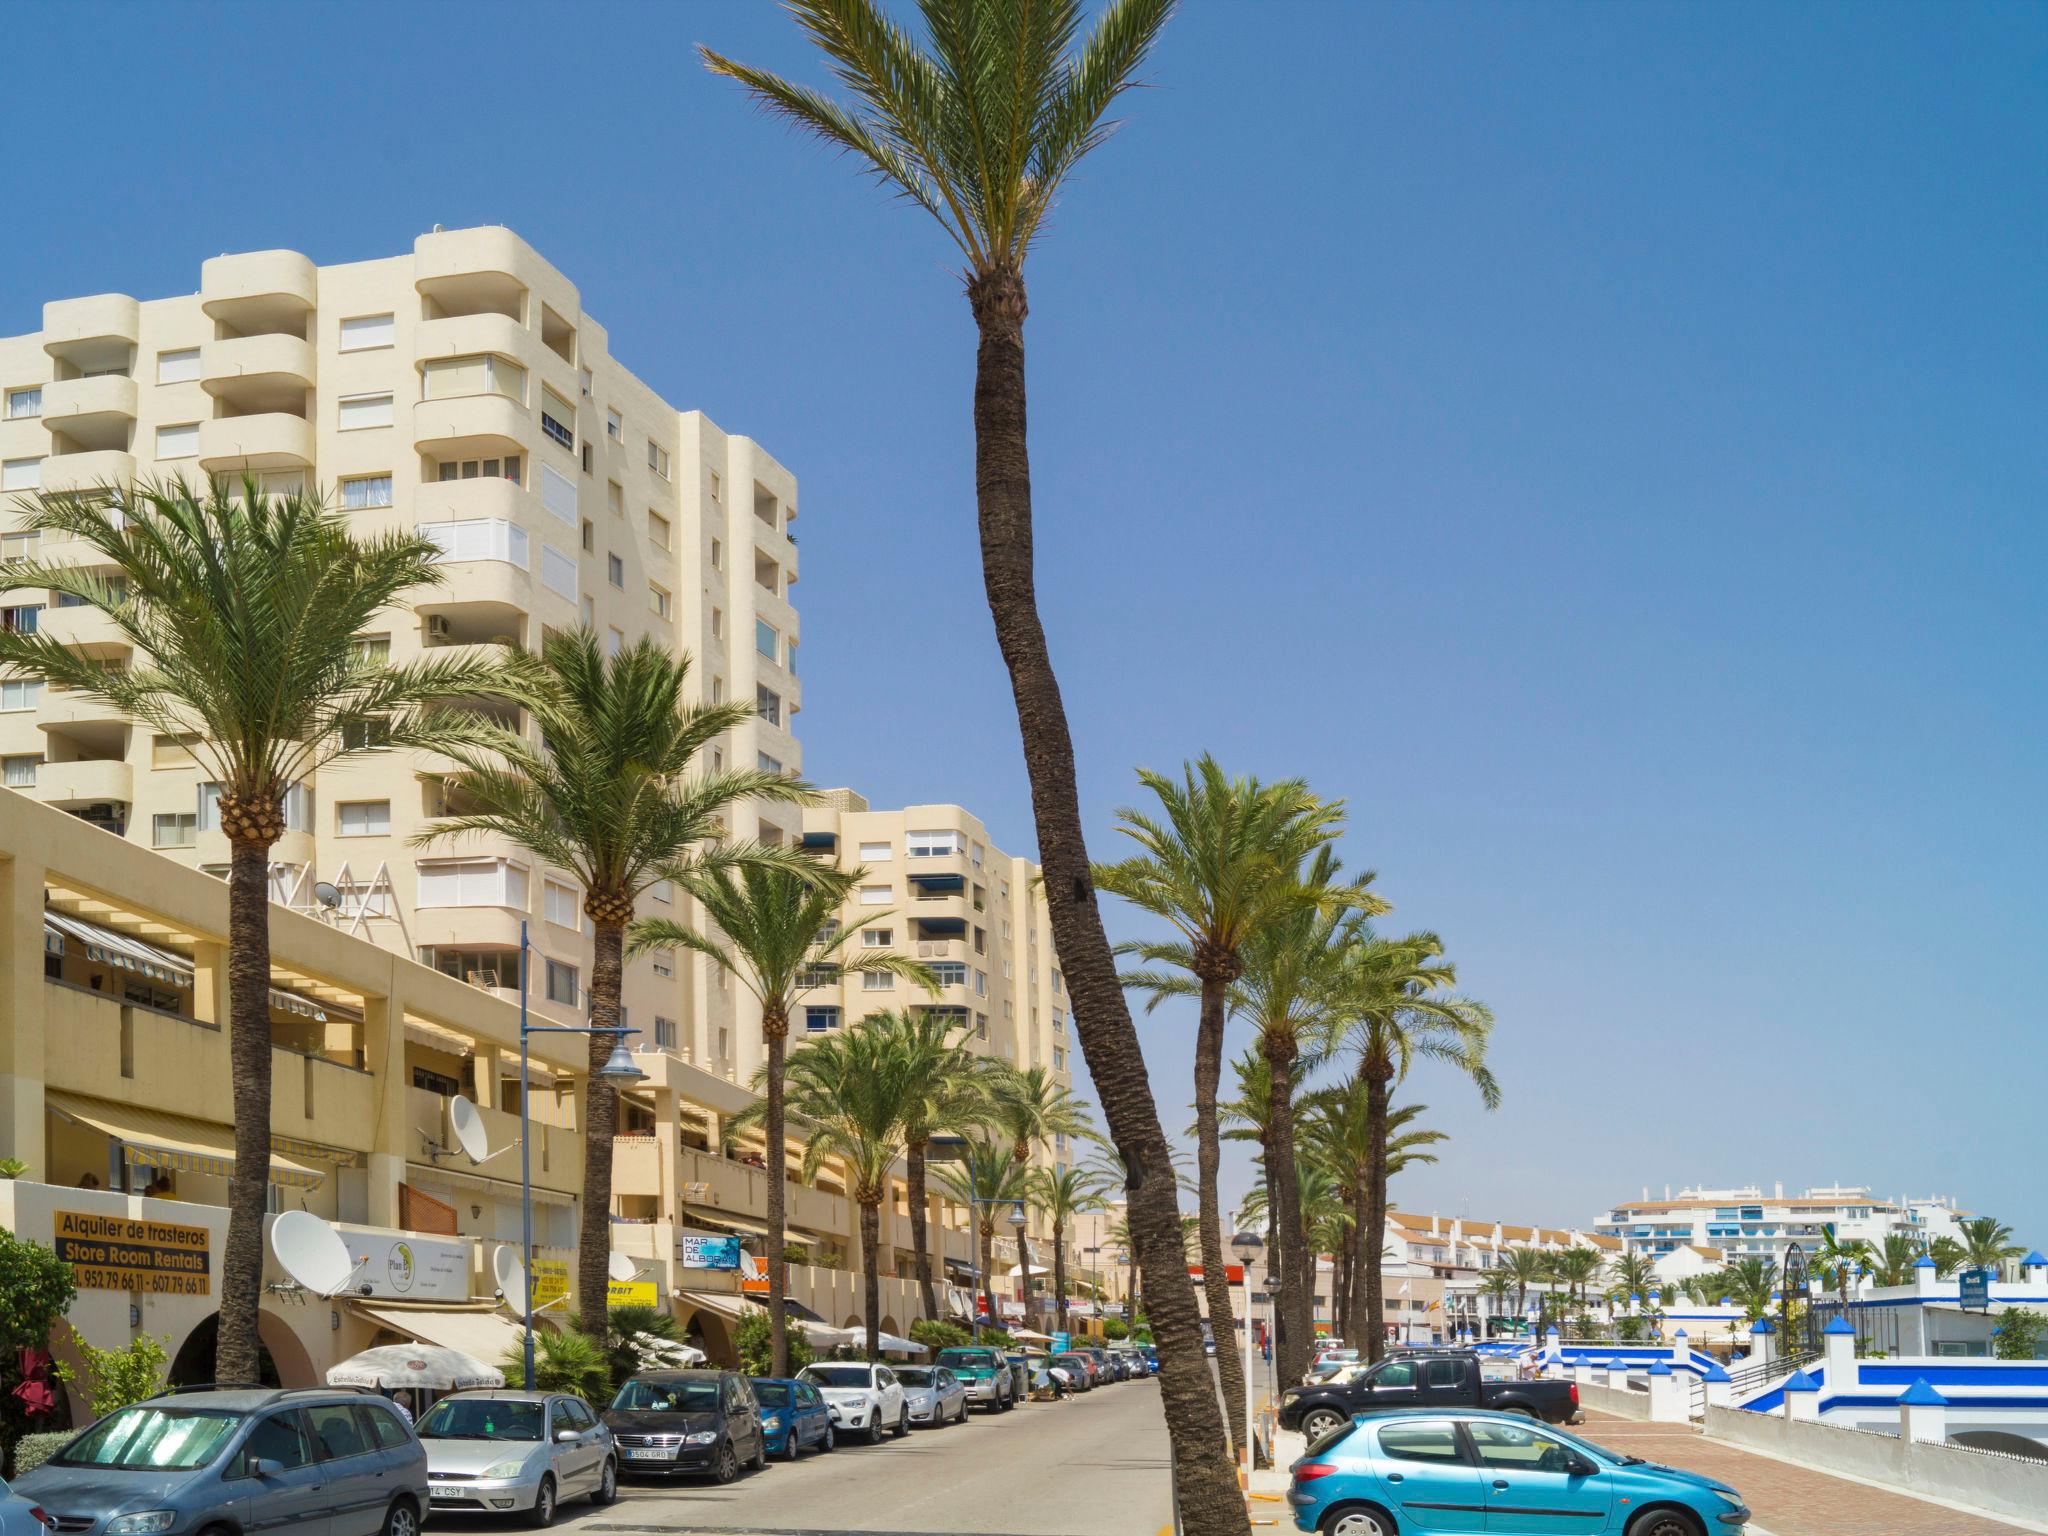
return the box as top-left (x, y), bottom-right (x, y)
top-left (54, 1210), bottom-right (212, 1294)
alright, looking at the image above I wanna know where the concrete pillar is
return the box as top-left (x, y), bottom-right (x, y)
top-left (1783, 1368), bottom-right (1821, 1421)
top-left (190, 939), bottom-right (226, 1026)
top-left (1749, 1317), bottom-right (1776, 1365)
top-left (1645, 1361), bottom-right (1683, 1422)
top-left (1898, 1378), bottom-right (1948, 1444)
top-left (0, 852), bottom-right (49, 1177)
top-left (1913, 1253), bottom-right (1941, 1297)
top-left (2022, 1252), bottom-right (2046, 1286)
top-left (1703, 1363), bottom-right (1734, 1408)
top-left (361, 973), bottom-right (408, 1230)
top-left (1822, 1314), bottom-right (1858, 1390)
top-left (1671, 1327), bottom-right (1689, 1364)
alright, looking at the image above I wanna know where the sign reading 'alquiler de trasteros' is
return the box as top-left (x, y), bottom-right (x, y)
top-left (53, 1210), bottom-right (212, 1295)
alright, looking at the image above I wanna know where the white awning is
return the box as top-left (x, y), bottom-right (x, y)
top-left (44, 911), bottom-right (351, 1021)
top-left (353, 1302), bottom-right (526, 1370)
top-left (676, 1290), bottom-right (748, 1323)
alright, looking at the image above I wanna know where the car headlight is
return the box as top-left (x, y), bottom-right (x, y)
top-left (682, 1431), bottom-right (718, 1446)
top-left (761, 1414), bottom-right (781, 1431)
top-left (483, 1460), bottom-right (531, 1481)
top-left (106, 1515), bottom-right (176, 1536)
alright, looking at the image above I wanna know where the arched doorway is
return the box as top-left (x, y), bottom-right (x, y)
top-left (167, 1311), bottom-right (317, 1389)
top-left (679, 1308), bottom-right (734, 1368)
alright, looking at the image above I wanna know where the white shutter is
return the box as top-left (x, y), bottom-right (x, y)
top-left (338, 393), bottom-right (394, 430)
top-left (505, 523), bottom-right (529, 569)
top-left (1, 459), bottom-right (42, 493)
top-left (540, 545), bottom-right (577, 599)
top-left (156, 349), bottom-right (201, 384)
top-left (417, 863), bottom-right (462, 906)
top-left (540, 464), bottom-right (577, 525)
top-left (340, 314), bottom-right (395, 351)
top-left (155, 424), bottom-right (199, 460)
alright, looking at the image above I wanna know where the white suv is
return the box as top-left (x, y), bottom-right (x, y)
top-left (797, 1363), bottom-right (908, 1443)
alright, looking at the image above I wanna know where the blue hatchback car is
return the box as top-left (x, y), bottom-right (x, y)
top-left (1288, 1409), bottom-right (1750, 1536)
top-left (747, 1377), bottom-right (835, 1460)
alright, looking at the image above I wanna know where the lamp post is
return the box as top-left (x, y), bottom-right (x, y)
top-left (516, 919), bottom-right (645, 1390)
top-left (965, 1195), bottom-right (1028, 1343)
top-left (1231, 1230), bottom-right (1265, 1471)
top-left (1012, 1200), bottom-right (1032, 1331)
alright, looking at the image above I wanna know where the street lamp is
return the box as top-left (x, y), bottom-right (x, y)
top-left (964, 1195), bottom-right (1028, 1343)
top-left (1231, 1231), bottom-right (1265, 1469)
top-left (516, 920), bottom-right (644, 1390)
top-left (1011, 1200), bottom-right (1031, 1329)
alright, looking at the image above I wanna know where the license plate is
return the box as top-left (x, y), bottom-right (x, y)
top-left (625, 1448), bottom-right (670, 1461)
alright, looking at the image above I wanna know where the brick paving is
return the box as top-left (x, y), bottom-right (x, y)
top-left (1578, 1412), bottom-right (2036, 1536)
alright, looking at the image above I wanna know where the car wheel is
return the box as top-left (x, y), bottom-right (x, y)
top-left (712, 1441), bottom-right (740, 1484)
top-left (1300, 1407), bottom-right (1348, 1440)
top-left (526, 1476), bottom-right (557, 1529)
top-left (381, 1499), bottom-right (421, 1536)
top-left (1504, 1405), bottom-right (1540, 1420)
top-left (591, 1457), bottom-right (619, 1506)
top-left (748, 1432), bottom-right (768, 1472)
top-left (781, 1427), bottom-right (799, 1460)
top-left (1321, 1505), bottom-right (1393, 1536)
top-left (822, 1421), bottom-right (836, 1452)
top-left (1625, 1511), bottom-right (1705, 1536)
top-left (895, 1407), bottom-right (910, 1438)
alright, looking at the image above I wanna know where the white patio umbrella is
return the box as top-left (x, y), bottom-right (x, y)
top-left (327, 1344), bottom-right (503, 1392)
top-left (1004, 1263), bottom-right (1051, 1277)
top-left (872, 1332), bottom-right (929, 1356)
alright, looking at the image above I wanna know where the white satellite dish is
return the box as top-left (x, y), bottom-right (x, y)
top-left (492, 1243), bottom-right (529, 1313)
top-left (607, 1251), bottom-right (638, 1284)
top-left (273, 1211), bottom-right (356, 1297)
top-left (312, 881), bottom-right (343, 911)
top-left (449, 1096), bottom-right (491, 1163)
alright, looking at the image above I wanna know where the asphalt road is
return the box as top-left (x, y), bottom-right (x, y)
top-left (521, 1378), bottom-right (1173, 1536)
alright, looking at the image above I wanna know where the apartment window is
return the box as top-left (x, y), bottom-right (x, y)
top-left (607, 480), bottom-right (623, 516)
top-left (422, 518), bottom-right (530, 570)
top-left (1053, 1047), bottom-right (1067, 1071)
top-left (3, 754), bottom-right (40, 787)
top-left (607, 553), bottom-right (624, 588)
top-left (647, 441), bottom-right (670, 479)
top-left (647, 509), bottom-right (670, 549)
top-left (540, 389), bottom-right (575, 450)
top-left (1052, 1010), bottom-right (1066, 1036)
top-left (755, 685), bottom-right (781, 727)
top-left (4, 387), bottom-right (40, 420)
top-left (975, 970), bottom-right (988, 997)
top-left (650, 950), bottom-right (674, 979)
top-left (1, 605), bottom-right (39, 635)
top-left (975, 1012), bottom-right (989, 1040)
top-left (931, 962), bottom-right (967, 987)
top-left (757, 752), bottom-right (782, 774)
top-left (654, 1015), bottom-right (678, 1049)
top-left (579, 594), bottom-right (594, 626)
top-left (339, 314), bottom-right (395, 351)
top-left (607, 626), bottom-right (624, 657)
top-left (435, 455), bottom-right (522, 484)
top-left (715, 1026), bottom-right (730, 1059)
top-left (650, 879), bottom-right (673, 904)
top-left (606, 408), bottom-right (622, 441)
top-left (858, 885), bottom-right (890, 906)
top-left (156, 349), bottom-right (201, 385)
top-left (340, 474), bottom-right (393, 510)
top-left (710, 538), bottom-right (723, 570)
top-left (805, 1006), bottom-right (840, 1034)
top-left (336, 800), bottom-right (390, 837)
top-left (545, 959), bottom-right (579, 1007)
top-left (709, 471), bottom-right (722, 503)
top-left (544, 879), bottom-right (581, 928)
top-left (858, 841), bottom-right (892, 861)
top-left (153, 812), bottom-right (197, 848)
top-left (581, 518), bottom-right (595, 553)
top-left (340, 716), bottom-right (391, 751)
top-left (710, 676), bottom-right (724, 704)
top-left (863, 970), bottom-right (894, 992)
top-left (417, 858), bottom-right (529, 909)
top-left (333, 391), bottom-right (393, 431)
top-left (907, 829), bottom-right (962, 858)
top-left (710, 607), bottom-right (723, 641)
top-left (423, 355), bottom-right (523, 403)
top-left (279, 782), bottom-right (313, 832)
top-left (2, 531), bottom-right (38, 564)
top-left (786, 640), bottom-right (797, 677)
top-left (754, 619), bottom-right (777, 662)
top-left (650, 584), bottom-right (672, 620)
top-left (539, 463), bottom-right (577, 525)
top-left (150, 733), bottom-right (196, 769)
top-left (0, 680), bottom-right (43, 712)
top-left (862, 928), bottom-right (893, 947)
top-left (2, 459), bottom-right (43, 493)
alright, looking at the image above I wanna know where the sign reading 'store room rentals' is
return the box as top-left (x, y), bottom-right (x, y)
top-left (54, 1210), bottom-right (212, 1294)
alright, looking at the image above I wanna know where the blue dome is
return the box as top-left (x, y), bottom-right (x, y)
top-left (1898, 1378), bottom-right (1947, 1407)
top-left (1823, 1316), bottom-right (1857, 1336)
top-left (1783, 1369), bottom-right (1820, 1392)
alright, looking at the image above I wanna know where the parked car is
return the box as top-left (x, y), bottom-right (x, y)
top-left (797, 1362), bottom-right (908, 1442)
top-left (1138, 1343), bottom-right (1160, 1375)
top-left (1052, 1351), bottom-right (1098, 1389)
top-left (0, 1476), bottom-right (54, 1536)
top-left (895, 1367), bottom-right (968, 1427)
top-left (603, 1370), bottom-right (766, 1483)
top-left (414, 1390), bottom-right (614, 1524)
top-left (1279, 1350), bottom-right (1579, 1439)
top-left (1306, 1347), bottom-right (1361, 1383)
top-left (1083, 1347), bottom-right (1120, 1383)
top-left (17, 1386), bottom-right (428, 1536)
top-left (1107, 1347), bottom-right (1147, 1380)
top-left (933, 1347), bottom-right (1015, 1412)
top-left (746, 1378), bottom-right (834, 1460)
top-left (1286, 1409), bottom-right (1749, 1536)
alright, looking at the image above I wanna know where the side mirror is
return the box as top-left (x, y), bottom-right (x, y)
top-left (1565, 1456), bottom-right (1598, 1479)
top-left (555, 1427), bottom-right (579, 1443)
top-left (249, 1458), bottom-right (285, 1479)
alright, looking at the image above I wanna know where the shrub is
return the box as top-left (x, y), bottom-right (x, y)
top-left (10, 1430), bottom-right (72, 1477)
top-left (0, 1231), bottom-right (77, 1464)
top-left (977, 1326), bottom-right (1015, 1349)
top-left (499, 1327), bottom-right (610, 1402)
top-left (58, 1331), bottom-right (169, 1419)
top-left (909, 1318), bottom-right (971, 1351)
top-left (734, 1310), bottom-right (814, 1377)
top-left (1101, 1318), bottom-right (1130, 1341)
top-left (1993, 1307), bottom-right (2046, 1360)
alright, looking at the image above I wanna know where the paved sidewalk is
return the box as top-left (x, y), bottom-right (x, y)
top-left (1579, 1413), bottom-right (2039, 1536)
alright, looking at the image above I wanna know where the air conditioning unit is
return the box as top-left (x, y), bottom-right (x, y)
top-left (425, 614), bottom-right (453, 643)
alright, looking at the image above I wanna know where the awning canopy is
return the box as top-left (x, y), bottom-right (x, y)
top-left (913, 916), bottom-right (967, 935)
top-left (46, 1090), bottom-right (324, 1189)
top-left (677, 1290), bottom-right (747, 1323)
top-left (908, 873), bottom-right (965, 893)
top-left (353, 1302), bottom-right (525, 1371)
top-left (44, 911), bottom-right (353, 1022)
top-left (683, 1206), bottom-right (770, 1239)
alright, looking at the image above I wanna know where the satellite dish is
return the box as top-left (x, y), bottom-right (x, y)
top-left (313, 881), bottom-right (343, 910)
top-left (449, 1096), bottom-right (491, 1163)
top-left (493, 1243), bottom-right (529, 1312)
top-left (272, 1211), bottom-right (355, 1296)
top-left (608, 1251), bottom-right (637, 1283)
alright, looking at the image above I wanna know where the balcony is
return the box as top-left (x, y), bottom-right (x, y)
top-left (412, 474), bottom-right (532, 527)
top-left (24, 757), bottom-right (132, 809)
top-left (38, 601), bottom-right (130, 660)
top-left (414, 905), bottom-right (531, 953)
top-left (200, 250), bottom-right (317, 336)
top-left (37, 690), bottom-right (130, 734)
top-left (414, 312), bottom-right (531, 368)
top-left (201, 334), bottom-right (316, 414)
top-left (42, 295), bottom-right (139, 374)
top-left (42, 375), bottom-right (138, 446)
top-left (198, 413), bottom-right (314, 472)
top-left (40, 450), bottom-right (137, 496)
top-left (414, 394), bottom-right (528, 460)
top-left (612, 1136), bottom-right (665, 1199)
top-left (415, 227), bottom-right (583, 328)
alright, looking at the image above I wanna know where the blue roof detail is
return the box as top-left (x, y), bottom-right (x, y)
top-left (1703, 1364), bottom-right (1732, 1383)
top-left (1674, 1328), bottom-right (1688, 1338)
top-left (1783, 1370), bottom-right (1820, 1392)
top-left (1898, 1378), bottom-right (1947, 1406)
top-left (1751, 1318), bottom-right (1776, 1334)
top-left (1824, 1316), bottom-right (1857, 1336)
top-left (2024, 1251), bottom-right (2047, 1267)
top-left (1913, 1253), bottom-right (1937, 1270)
top-left (1647, 1362), bottom-right (1672, 1376)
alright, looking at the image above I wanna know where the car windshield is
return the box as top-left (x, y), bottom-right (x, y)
top-left (417, 1399), bottom-right (544, 1441)
top-left (1304, 1420), bottom-right (1359, 1458)
top-left (54, 1407), bottom-right (240, 1470)
top-left (1531, 1421), bottom-right (1631, 1466)
top-left (935, 1349), bottom-right (995, 1370)
top-left (751, 1383), bottom-right (790, 1407)
top-left (610, 1379), bottom-right (720, 1413)
top-left (896, 1369), bottom-right (933, 1388)
top-left (801, 1366), bottom-right (873, 1388)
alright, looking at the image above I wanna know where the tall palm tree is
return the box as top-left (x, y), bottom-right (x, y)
top-left (695, 11), bottom-right (1249, 1525)
top-left (1870, 1234), bottom-right (1925, 1288)
top-left (1548, 1247), bottom-right (1603, 1322)
top-left (1928, 1235), bottom-right (1966, 1279)
top-left (1328, 930), bottom-right (1498, 1362)
top-left (413, 629), bottom-right (805, 1339)
top-left (629, 866), bottom-right (935, 1374)
top-left (0, 478), bottom-right (500, 1381)
top-left (1717, 1256), bottom-right (1778, 1322)
top-left (935, 1137), bottom-right (1030, 1329)
top-left (1030, 1164), bottom-right (1114, 1327)
top-left (1297, 1087), bottom-right (1445, 1343)
top-left (883, 1007), bottom-right (997, 1330)
top-left (1606, 1252), bottom-right (1659, 1310)
top-left (985, 1063), bottom-right (1095, 1323)
top-left (1478, 1269), bottom-right (1514, 1334)
top-left (1814, 1227), bottom-right (1874, 1304)
top-left (743, 1014), bottom-right (912, 1357)
top-left (1103, 763), bottom-right (1371, 1444)
top-left (1215, 1051), bottom-right (1290, 1331)
top-left (1503, 1248), bottom-right (1549, 1326)
top-left (1958, 1216), bottom-right (2025, 1276)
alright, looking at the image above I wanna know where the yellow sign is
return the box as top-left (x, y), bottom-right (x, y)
top-left (608, 1279), bottom-right (658, 1307)
top-left (531, 1258), bottom-right (570, 1308)
top-left (54, 1210), bottom-right (211, 1295)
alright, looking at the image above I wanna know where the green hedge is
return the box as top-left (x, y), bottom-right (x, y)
top-left (11, 1430), bottom-right (74, 1477)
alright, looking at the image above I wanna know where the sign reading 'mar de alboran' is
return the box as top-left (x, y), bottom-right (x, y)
top-left (54, 1210), bottom-right (211, 1295)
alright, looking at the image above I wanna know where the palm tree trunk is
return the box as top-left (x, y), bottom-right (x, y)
top-left (1053, 1224), bottom-right (1068, 1329)
top-left (981, 1222), bottom-right (997, 1330)
top-left (579, 916), bottom-right (624, 1344)
top-left (860, 1197), bottom-right (881, 1358)
top-left (968, 264), bottom-right (1247, 1533)
top-left (908, 1140), bottom-right (938, 1328)
top-left (1263, 1032), bottom-right (1312, 1389)
top-left (1361, 1065), bottom-right (1392, 1364)
top-left (763, 1004), bottom-right (790, 1377)
top-left (216, 834), bottom-right (274, 1383)
top-left (1191, 966), bottom-right (1246, 1457)
top-left (1016, 1223), bottom-right (1034, 1330)
top-left (1345, 1177), bottom-right (1371, 1344)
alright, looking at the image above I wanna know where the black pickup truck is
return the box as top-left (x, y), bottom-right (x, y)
top-left (1278, 1350), bottom-right (1578, 1437)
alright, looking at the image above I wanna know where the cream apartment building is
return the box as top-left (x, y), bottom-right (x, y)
top-left (0, 226), bottom-right (799, 1082)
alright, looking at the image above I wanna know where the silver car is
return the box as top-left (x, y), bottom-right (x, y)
top-left (0, 1476), bottom-right (56, 1536)
top-left (17, 1387), bottom-right (428, 1536)
top-left (895, 1367), bottom-right (967, 1427)
top-left (416, 1392), bottom-right (616, 1525)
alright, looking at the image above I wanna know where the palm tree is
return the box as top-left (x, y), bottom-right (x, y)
top-left (628, 866), bottom-right (935, 1375)
top-left (985, 1064), bottom-right (1096, 1324)
top-left (1606, 1252), bottom-right (1659, 1311)
top-left (1478, 1269), bottom-right (1514, 1334)
top-left (695, 11), bottom-right (1248, 1526)
top-left (1503, 1248), bottom-right (1549, 1327)
top-left (1030, 1165), bottom-right (1114, 1327)
top-left (1717, 1256), bottom-right (1779, 1322)
top-left (1549, 1248), bottom-right (1603, 1324)
top-left (746, 1014), bottom-right (912, 1358)
top-left (0, 478), bottom-right (501, 1380)
top-left (935, 1138), bottom-right (1030, 1329)
top-left (1814, 1227), bottom-right (1874, 1303)
top-left (1328, 930), bottom-right (1498, 1362)
top-left (1100, 758), bottom-right (1368, 1450)
top-left (413, 629), bottom-right (805, 1340)
top-left (1958, 1217), bottom-right (2025, 1276)
top-left (881, 1008), bottom-right (996, 1330)
top-left (1928, 1235), bottom-right (1967, 1279)
top-left (1298, 1084), bottom-right (1444, 1346)
top-left (1870, 1234), bottom-right (1925, 1288)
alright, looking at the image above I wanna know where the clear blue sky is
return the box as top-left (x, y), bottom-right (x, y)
top-left (6, 3), bottom-right (2043, 1244)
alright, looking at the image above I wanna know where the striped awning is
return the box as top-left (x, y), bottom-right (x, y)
top-left (683, 1206), bottom-right (770, 1239)
top-left (43, 911), bottom-right (351, 1021)
top-left (45, 1090), bottom-right (325, 1189)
